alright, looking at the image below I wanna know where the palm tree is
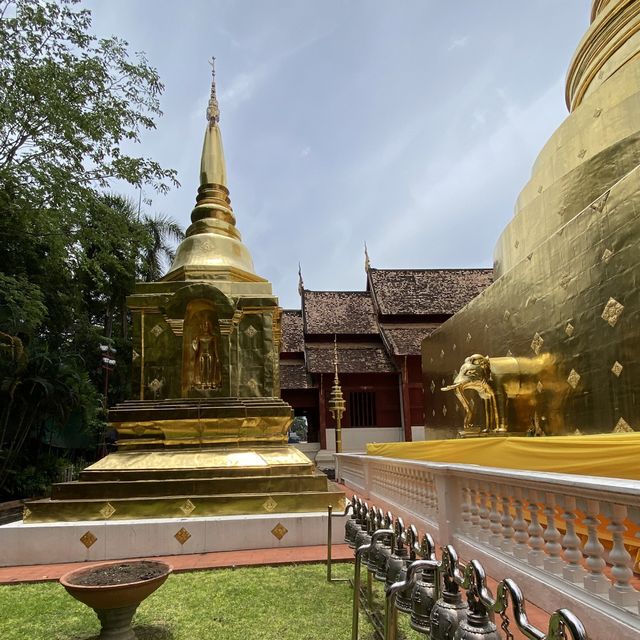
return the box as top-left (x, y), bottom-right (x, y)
top-left (140, 213), bottom-right (184, 282)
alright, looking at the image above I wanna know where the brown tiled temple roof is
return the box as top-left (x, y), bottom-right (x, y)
top-left (280, 361), bottom-right (315, 389)
top-left (303, 291), bottom-right (378, 335)
top-left (305, 344), bottom-right (396, 374)
top-left (280, 310), bottom-right (304, 353)
top-left (380, 325), bottom-right (438, 356)
top-left (368, 268), bottom-right (493, 316)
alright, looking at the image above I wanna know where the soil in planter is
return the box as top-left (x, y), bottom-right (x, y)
top-left (68, 562), bottom-right (167, 586)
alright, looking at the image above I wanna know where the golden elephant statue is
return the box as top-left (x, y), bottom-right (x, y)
top-left (442, 353), bottom-right (565, 436)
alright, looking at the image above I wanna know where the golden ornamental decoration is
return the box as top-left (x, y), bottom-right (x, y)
top-left (611, 361), bottom-right (623, 377)
top-left (442, 405), bottom-right (447, 417)
top-left (271, 523), bottom-right (288, 540)
top-left (601, 297), bottom-right (624, 327)
top-left (100, 502), bottom-right (116, 519)
top-left (536, 381), bottom-right (544, 394)
top-left (180, 499), bottom-right (196, 516)
top-left (601, 248), bottom-right (613, 264)
top-left (466, 333), bottom-right (472, 343)
top-left (150, 323), bottom-right (165, 338)
top-left (530, 333), bottom-right (544, 355)
top-left (174, 527), bottom-right (192, 545)
top-left (23, 506), bottom-right (32, 520)
top-left (613, 418), bottom-right (633, 433)
top-left (430, 380), bottom-right (436, 393)
top-left (263, 496), bottom-right (278, 512)
top-left (565, 322), bottom-right (575, 337)
top-left (567, 369), bottom-right (581, 390)
top-left (503, 310), bottom-right (511, 321)
top-left (80, 531), bottom-right (98, 549)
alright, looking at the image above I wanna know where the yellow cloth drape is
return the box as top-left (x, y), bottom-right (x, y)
top-left (366, 432), bottom-right (640, 480)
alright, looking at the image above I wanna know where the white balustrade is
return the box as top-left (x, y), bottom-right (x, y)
top-left (335, 452), bottom-right (640, 638)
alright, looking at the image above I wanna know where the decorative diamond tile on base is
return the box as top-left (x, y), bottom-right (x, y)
top-left (174, 527), bottom-right (191, 545)
top-left (100, 503), bottom-right (116, 519)
top-left (271, 523), bottom-right (288, 540)
top-left (80, 531), bottom-right (97, 549)
top-left (180, 499), bottom-right (196, 516)
top-left (263, 497), bottom-right (278, 512)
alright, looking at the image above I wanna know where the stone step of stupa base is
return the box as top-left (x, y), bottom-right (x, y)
top-left (51, 473), bottom-right (331, 500)
top-left (23, 489), bottom-right (346, 523)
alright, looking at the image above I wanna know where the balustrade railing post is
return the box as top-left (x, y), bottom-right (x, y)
top-left (512, 487), bottom-right (529, 560)
top-left (469, 482), bottom-right (480, 540)
top-left (434, 472), bottom-right (461, 544)
top-left (560, 495), bottom-right (585, 583)
top-left (460, 483), bottom-right (472, 535)
top-left (489, 484), bottom-right (503, 548)
top-left (478, 484), bottom-right (491, 543)
top-left (363, 457), bottom-right (372, 497)
top-left (500, 494), bottom-right (515, 554)
top-left (607, 503), bottom-right (639, 608)
top-left (543, 492), bottom-right (564, 575)
top-left (582, 499), bottom-right (611, 595)
top-left (526, 490), bottom-right (545, 567)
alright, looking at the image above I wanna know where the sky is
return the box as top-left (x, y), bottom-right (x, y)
top-left (85, 0), bottom-right (592, 309)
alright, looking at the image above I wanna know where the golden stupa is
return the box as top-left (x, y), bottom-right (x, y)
top-left (423, 0), bottom-right (640, 439)
top-left (26, 62), bottom-right (343, 522)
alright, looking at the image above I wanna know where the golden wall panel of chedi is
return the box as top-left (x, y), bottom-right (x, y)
top-left (423, 0), bottom-right (640, 440)
top-left (25, 62), bottom-right (343, 522)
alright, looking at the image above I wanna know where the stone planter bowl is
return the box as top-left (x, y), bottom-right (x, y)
top-left (60, 560), bottom-right (172, 639)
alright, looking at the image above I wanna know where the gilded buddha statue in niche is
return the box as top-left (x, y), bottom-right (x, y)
top-left (192, 320), bottom-right (221, 389)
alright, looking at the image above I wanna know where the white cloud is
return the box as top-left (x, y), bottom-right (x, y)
top-left (448, 35), bottom-right (469, 51)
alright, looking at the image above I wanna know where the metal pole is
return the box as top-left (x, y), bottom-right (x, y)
top-left (327, 505), bottom-right (333, 582)
top-left (327, 502), bottom-right (352, 583)
top-left (352, 530), bottom-right (392, 640)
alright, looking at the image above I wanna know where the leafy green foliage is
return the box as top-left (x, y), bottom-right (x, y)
top-left (0, 1), bottom-right (184, 498)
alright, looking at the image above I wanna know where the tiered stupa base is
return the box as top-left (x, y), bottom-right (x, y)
top-left (25, 399), bottom-right (344, 523)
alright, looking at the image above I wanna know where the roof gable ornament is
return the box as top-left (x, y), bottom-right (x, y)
top-left (298, 262), bottom-right (304, 296)
top-left (364, 242), bottom-right (371, 271)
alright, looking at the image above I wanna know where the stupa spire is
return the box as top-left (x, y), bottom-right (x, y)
top-left (164, 60), bottom-right (261, 281)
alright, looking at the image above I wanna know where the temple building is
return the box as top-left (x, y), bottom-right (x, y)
top-left (280, 260), bottom-right (492, 461)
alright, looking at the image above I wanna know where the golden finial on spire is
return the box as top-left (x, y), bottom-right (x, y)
top-left (207, 57), bottom-right (220, 125)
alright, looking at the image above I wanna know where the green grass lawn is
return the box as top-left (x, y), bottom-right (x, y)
top-left (0, 563), bottom-right (405, 640)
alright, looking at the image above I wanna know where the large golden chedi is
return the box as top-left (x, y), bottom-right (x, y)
top-left (26, 64), bottom-right (343, 522)
top-left (423, 0), bottom-right (640, 438)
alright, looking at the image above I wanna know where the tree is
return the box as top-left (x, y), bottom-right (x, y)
top-left (0, 0), bottom-right (182, 497)
top-left (0, 0), bottom-right (177, 207)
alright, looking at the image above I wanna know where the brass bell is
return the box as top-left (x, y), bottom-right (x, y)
top-left (395, 524), bottom-right (419, 613)
top-left (385, 517), bottom-right (409, 592)
top-left (348, 498), bottom-right (366, 549)
top-left (429, 545), bottom-right (468, 640)
top-left (344, 495), bottom-right (360, 546)
top-left (410, 532), bottom-right (439, 634)
top-left (373, 511), bottom-right (394, 581)
top-left (357, 504), bottom-right (376, 566)
top-left (353, 502), bottom-right (370, 552)
top-left (365, 508), bottom-right (385, 571)
top-left (453, 560), bottom-right (501, 640)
